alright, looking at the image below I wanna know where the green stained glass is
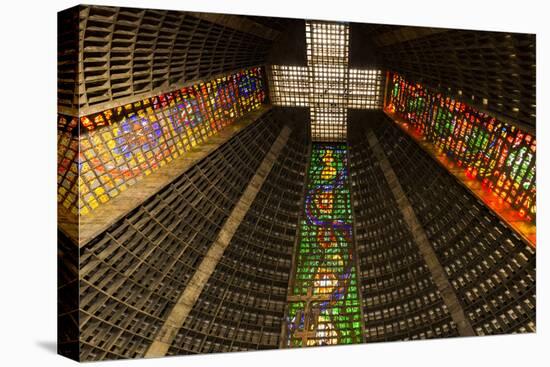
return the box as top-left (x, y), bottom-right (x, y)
top-left (387, 72), bottom-right (536, 221)
top-left (286, 143), bottom-right (362, 347)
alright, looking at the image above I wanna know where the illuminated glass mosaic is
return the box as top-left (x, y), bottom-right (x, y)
top-left (57, 114), bottom-right (79, 213)
top-left (57, 67), bottom-right (266, 215)
top-left (269, 65), bottom-right (309, 106)
top-left (348, 69), bottom-right (383, 109)
top-left (286, 144), bottom-right (362, 347)
top-left (386, 72), bottom-right (536, 221)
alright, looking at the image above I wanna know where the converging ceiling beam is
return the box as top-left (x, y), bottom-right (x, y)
top-left (145, 125), bottom-right (292, 357)
top-left (366, 129), bottom-right (476, 337)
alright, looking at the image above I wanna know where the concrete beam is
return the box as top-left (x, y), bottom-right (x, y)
top-left (373, 27), bottom-right (447, 47)
top-left (192, 12), bottom-right (280, 41)
top-left (145, 125), bottom-right (292, 357)
top-left (59, 66), bottom-right (267, 118)
top-left (366, 129), bottom-right (475, 337)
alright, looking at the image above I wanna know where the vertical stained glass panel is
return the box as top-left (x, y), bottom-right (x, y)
top-left (386, 72), bottom-right (536, 222)
top-left (286, 143), bottom-right (362, 347)
top-left (59, 67), bottom-right (266, 215)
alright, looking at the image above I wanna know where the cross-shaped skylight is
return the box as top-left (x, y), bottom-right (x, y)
top-left (268, 21), bottom-right (383, 141)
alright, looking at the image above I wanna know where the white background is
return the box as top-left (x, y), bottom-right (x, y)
top-left (0, 0), bottom-right (547, 365)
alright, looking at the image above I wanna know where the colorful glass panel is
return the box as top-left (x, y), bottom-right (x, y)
top-left (57, 67), bottom-right (266, 215)
top-left (386, 72), bottom-right (536, 222)
top-left (57, 114), bottom-right (79, 214)
top-left (286, 143), bottom-right (362, 347)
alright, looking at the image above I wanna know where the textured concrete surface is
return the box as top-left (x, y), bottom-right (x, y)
top-left (366, 129), bottom-right (475, 337)
top-left (145, 125), bottom-right (292, 357)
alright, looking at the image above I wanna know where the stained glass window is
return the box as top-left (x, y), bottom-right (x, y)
top-left (386, 72), bottom-right (536, 222)
top-left (57, 114), bottom-right (79, 214)
top-left (57, 67), bottom-right (266, 215)
top-left (286, 143), bottom-right (362, 347)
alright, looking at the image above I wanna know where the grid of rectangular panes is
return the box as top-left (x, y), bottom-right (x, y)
top-left (56, 67), bottom-right (266, 215)
top-left (386, 72), bottom-right (536, 221)
top-left (311, 107), bottom-right (348, 142)
top-left (268, 65), bottom-right (383, 111)
top-left (286, 143), bottom-right (362, 347)
top-left (57, 115), bottom-right (79, 214)
top-left (306, 21), bottom-right (349, 141)
top-left (307, 21), bottom-right (349, 110)
top-left (266, 21), bottom-right (383, 142)
top-left (309, 64), bottom-right (348, 106)
top-left (268, 65), bottom-right (309, 106)
top-left (78, 114), bottom-right (281, 361)
top-left (306, 21), bottom-right (349, 65)
top-left (348, 69), bottom-right (383, 109)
